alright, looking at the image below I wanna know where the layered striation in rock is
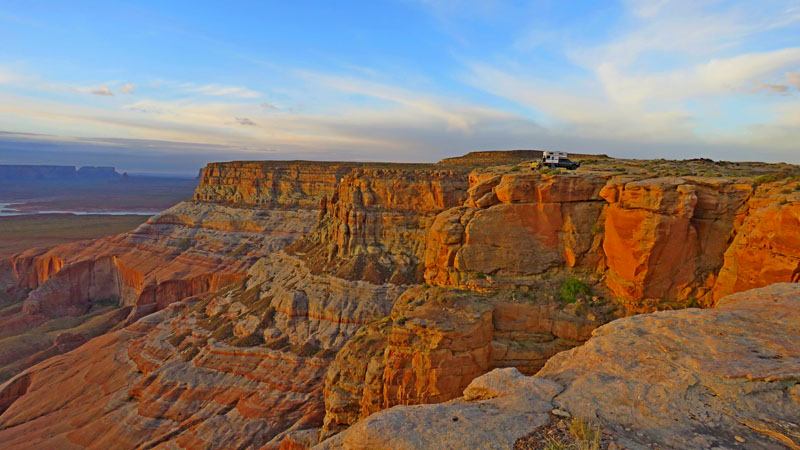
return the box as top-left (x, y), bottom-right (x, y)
top-left (291, 168), bottom-right (469, 284)
top-left (2, 156), bottom-right (799, 450)
top-left (321, 283), bottom-right (800, 450)
top-left (0, 200), bottom-right (318, 382)
top-left (0, 245), bottom-right (407, 449)
top-left (320, 285), bottom-right (612, 438)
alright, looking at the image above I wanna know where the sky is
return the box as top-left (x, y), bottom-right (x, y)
top-left (0, 0), bottom-right (799, 175)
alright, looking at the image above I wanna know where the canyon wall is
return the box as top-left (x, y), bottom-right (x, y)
top-left (320, 283), bottom-right (800, 450)
top-left (1, 156), bottom-right (798, 449)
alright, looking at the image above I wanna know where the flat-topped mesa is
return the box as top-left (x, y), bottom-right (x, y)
top-left (289, 167), bottom-right (470, 284)
top-left (193, 160), bottom-right (445, 209)
top-left (194, 161), bottom-right (358, 208)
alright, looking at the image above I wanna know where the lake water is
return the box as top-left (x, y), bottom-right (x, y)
top-left (0, 202), bottom-right (156, 217)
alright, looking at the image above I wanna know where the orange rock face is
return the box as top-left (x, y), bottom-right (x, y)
top-left (290, 167), bottom-right (468, 284)
top-left (712, 183), bottom-right (800, 300)
top-left (2, 157), bottom-right (800, 449)
top-left (601, 177), bottom-right (752, 305)
top-left (320, 286), bottom-right (611, 438)
top-left (424, 173), bottom-right (608, 287)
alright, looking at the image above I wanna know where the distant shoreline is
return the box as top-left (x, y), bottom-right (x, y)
top-left (0, 202), bottom-right (158, 217)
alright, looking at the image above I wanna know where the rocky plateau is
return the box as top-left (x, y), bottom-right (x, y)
top-left (0, 153), bottom-right (798, 449)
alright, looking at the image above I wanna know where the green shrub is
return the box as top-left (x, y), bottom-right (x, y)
top-left (560, 278), bottom-right (591, 304)
top-left (473, 272), bottom-right (487, 279)
top-left (753, 174), bottom-right (778, 186)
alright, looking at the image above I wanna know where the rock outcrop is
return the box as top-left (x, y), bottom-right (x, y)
top-left (321, 285), bottom-right (613, 438)
top-left (0, 186), bottom-right (319, 382)
top-left (1, 155), bottom-right (799, 450)
top-left (424, 173), bottom-right (608, 288)
top-left (320, 283), bottom-right (800, 450)
top-left (601, 177), bottom-right (752, 307)
top-left (291, 168), bottom-right (469, 284)
top-left (712, 183), bottom-right (800, 300)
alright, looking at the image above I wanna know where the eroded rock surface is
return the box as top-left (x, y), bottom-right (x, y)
top-left (321, 286), bottom-right (613, 438)
top-left (321, 283), bottom-right (800, 450)
top-left (316, 368), bottom-right (561, 450)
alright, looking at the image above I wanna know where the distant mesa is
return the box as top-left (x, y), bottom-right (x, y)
top-left (0, 165), bottom-right (121, 181)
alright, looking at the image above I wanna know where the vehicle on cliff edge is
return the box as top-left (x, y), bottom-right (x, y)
top-left (531, 151), bottom-right (581, 170)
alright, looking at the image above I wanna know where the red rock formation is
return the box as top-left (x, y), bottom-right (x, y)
top-left (320, 283), bottom-right (800, 450)
top-left (424, 173), bottom-right (608, 288)
top-left (320, 285), bottom-right (612, 438)
top-left (292, 168), bottom-right (468, 284)
top-left (601, 177), bottom-right (752, 307)
top-left (712, 182), bottom-right (800, 300)
top-left (2, 157), bottom-right (799, 450)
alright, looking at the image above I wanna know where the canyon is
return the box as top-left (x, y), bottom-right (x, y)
top-left (0, 152), bottom-right (798, 449)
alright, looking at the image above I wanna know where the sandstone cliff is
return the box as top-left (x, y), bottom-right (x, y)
top-left (1, 155), bottom-right (798, 449)
top-left (319, 283), bottom-right (800, 450)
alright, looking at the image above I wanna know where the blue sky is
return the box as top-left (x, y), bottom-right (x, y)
top-left (1, 0), bottom-right (799, 173)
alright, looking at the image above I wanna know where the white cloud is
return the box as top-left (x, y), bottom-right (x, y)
top-left (181, 83), bottom-right (261, 99)
top-left (120, 83), bottom-right (135, 94)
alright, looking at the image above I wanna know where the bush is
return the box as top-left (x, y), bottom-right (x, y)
top-left (753, 174), bottom-right (778, 186)
top-left (560, 278), bottom-right (591, 303)
top-left (473, 272), bottom-right (487, 279)
top-left (568, 418), bottom-right (601, 450)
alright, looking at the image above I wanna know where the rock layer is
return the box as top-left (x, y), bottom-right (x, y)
top-left (320, 283), bottom-right (800, 450)
top-left (321, 286), bottom-right (612, 438)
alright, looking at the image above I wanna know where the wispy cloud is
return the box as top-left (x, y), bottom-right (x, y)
top-left (235, 117), bottom-right (256, 126)
top-left (753, 82), bottom-right (790, 94)
top-left (180, 83), bottom-right (261, 99)
top-left (120, 83), bottom-right (135, 94)
top-left (90, 87), bottom-right (114, 96)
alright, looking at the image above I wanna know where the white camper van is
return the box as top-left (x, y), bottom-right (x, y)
top-left (539, 151), bottom-right (580, 170)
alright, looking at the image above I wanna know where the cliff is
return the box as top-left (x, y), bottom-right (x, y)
top-left (318, 283), bottom-right (800, 450)
top-left (0, 154), bottom-right (798, 449)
